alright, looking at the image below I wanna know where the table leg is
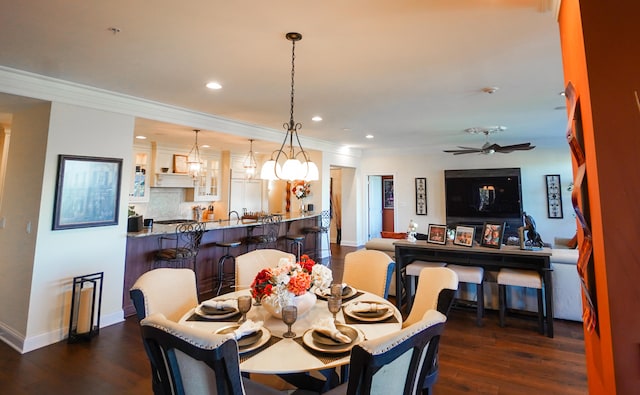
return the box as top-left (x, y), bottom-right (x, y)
top-left (543, 268), bottom-right (554, 338)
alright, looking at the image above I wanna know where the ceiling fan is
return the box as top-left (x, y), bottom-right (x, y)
top-left (443, 127), bottom-right (535, 155)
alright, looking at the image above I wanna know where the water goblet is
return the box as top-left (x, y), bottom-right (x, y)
top-left (327, 295), bottom-right (342, 325)
top-left (237, 295), bottom-right (252, 323)
top-left (282, 305), bottom-right (298, 338)
top-left (330, 283), bottom-right (343, 298)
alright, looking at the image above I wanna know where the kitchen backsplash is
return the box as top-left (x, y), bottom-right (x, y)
top-left (129, 188), bottom-right (204, 221)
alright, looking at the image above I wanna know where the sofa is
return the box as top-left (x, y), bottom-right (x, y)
top-left (364, 236), bottom-right (582, 321)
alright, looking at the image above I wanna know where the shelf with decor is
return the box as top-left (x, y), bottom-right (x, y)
top-left (128, 147), bottom-right (151, 203)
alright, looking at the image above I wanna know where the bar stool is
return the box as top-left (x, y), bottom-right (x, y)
top-left (303, 210), bottom-right (331, 264)
top-left (154, 222), bottom-right (205, 272)
top-left (284, 234), bottom-right (305, 262)
top-left (405, 261), bottom-right (447, 312)
top-left (214, 240), bottom-right (241, 296)
top-left (497, 268), bottom-right (545, 334)
top-left (446, 264), bottom-right (485, 326)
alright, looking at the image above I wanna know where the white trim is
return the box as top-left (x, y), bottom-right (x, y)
top-left (0, 66), bottom-right (358, 157)
top-left (1, 310), bottom-right (124, 354)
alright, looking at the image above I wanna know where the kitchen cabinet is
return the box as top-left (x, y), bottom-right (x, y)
top-left (128, 148), bottom-right (151, 203)
top-left (185, 158), bottom-right (220, 201)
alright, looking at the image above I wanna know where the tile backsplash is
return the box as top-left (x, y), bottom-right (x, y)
top-left (129, 188), bottom-right (204, 221)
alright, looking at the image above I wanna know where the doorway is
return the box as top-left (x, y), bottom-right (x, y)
top-left (368, 174), bottom-right (395, 239)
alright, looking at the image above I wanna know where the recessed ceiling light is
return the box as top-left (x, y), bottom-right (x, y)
top-left (206, 82), bottom-right (222, 90)
top-left (311, 116), bottom-right (322, 122)
top-left (365, 134), bottom-right (374, 139)
top-left (135, 135), bottom-right (147, 140)
top-left (201, 144), bottom-right (210, 148)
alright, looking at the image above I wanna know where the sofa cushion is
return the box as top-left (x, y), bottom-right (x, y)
top-left (551, 248), bottom-right (579, 264)
top-left (365, 238), bottom-right (397, 253)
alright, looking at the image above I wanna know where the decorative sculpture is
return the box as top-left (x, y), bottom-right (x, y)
top-left (522, 212), bottom-right (544, 248)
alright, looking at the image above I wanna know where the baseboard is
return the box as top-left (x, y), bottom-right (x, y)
top-left (4, 310), bottom-right (125, 354)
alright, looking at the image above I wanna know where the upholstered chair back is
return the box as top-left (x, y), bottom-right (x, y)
top-left (325, 309), bottom-right (446, 395)
top-left (130, 268), bottom-right (198, 322)
top-left (140, 313), bottom-right (280, 395)
top-left (235, 249), bottom-right (295, 289)
top-left (342, 249), bottom-right (395, 298)
top-left (403, 267), bottom-right (458, 328)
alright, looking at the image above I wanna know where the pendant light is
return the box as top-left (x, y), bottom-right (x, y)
top-left (260, 32), bottom-right (319, 182)
top-left (243, 139), bottom-right (258, 179)
top-left (187, 129), bottom-right (203, 178)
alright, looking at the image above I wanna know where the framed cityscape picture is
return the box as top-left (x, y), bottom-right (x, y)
top-left (53, 155), bottom-right (123, 230)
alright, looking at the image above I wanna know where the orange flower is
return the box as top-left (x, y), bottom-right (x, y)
top-left (287, 272), bottom-right (311, 295)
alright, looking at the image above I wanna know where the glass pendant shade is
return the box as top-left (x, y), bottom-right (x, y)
top-left (302, 161), bottom-right (319, 181)
top-left (282, 158), bottom-right (303, 181)
top-left (260, 160), bottom-right (281, 180)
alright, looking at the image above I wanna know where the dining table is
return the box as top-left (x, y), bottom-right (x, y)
top-left (178, 287), bottom-right (402, 375)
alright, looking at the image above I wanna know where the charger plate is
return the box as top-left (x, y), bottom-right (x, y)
top-left (215, 325), bottom-right (271, 353)
top-left (343, 301), bottom-right (394, 322)
top-left (302, 324), bottom-right (363, 354)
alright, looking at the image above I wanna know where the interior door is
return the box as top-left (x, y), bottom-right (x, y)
top-left (368, 175), bottom-right (383, 239)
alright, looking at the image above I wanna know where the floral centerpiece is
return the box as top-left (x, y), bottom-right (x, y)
top-left (292, 181), bottom-right (311, 200)
top-left (251, 254), bottom-right (332, 317)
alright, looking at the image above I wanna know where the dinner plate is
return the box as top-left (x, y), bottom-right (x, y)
top-left (315, 285), bottom-right (357, 300)
top-left (311, 324), bottom-right (359, 346)
top-left (343, 301), bottom-right (394, 322)
top-left (215, 325), bottom-right (271, 353)
top-left (302, 325), bottom-right (364, 354)
top-left (194, 304), bottom-right (239, 320)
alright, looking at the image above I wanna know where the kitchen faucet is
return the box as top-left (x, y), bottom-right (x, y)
top-left (228, 211), bottom-right (239, 221)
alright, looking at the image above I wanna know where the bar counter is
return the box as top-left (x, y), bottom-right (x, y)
top-left (123, 213), bottom-right (320, 317)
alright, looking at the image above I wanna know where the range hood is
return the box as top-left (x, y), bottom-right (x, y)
top-left (153, 173), bottom-right (195, 188)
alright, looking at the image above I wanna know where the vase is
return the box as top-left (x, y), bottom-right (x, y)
top-left (262, 291), bottom-right (317, 319)
top-left (299, 198), bottom-right (306, 214)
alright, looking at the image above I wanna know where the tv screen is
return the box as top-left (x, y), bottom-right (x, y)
top-left (445, 168), bottom-right (523, 221)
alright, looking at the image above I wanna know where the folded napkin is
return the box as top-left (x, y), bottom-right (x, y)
top-left (201, 299), bottom-right (237, 311)
top-left (351, 302), bottom-right (389, 314)
top-left (313, 318), bottom-right (352, 344)
top-left (233, 319), bottom-right (263, 340)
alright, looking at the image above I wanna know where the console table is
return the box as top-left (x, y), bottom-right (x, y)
top-left (394, 240), bottom-right (554, 337)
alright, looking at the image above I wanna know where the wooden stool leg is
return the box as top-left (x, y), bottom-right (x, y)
top-left (499, 284), bottom-right (506, 327)
top-left (476, 282), bottom-right (484, 326)
top-left (537, 288), bottom-right (545, 334)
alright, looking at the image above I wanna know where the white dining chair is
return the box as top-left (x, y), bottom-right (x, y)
top-left (403, 267), bottom-right (458, 328)
top-left (140, 313), bottom-right (283, 395)
top-left (342, 249), bottom-right (395, 299)
top-left (324, 309), bottom-right (447, 395)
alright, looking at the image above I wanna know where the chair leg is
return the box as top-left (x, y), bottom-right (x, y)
top-left (476, 282), bottom-right (484, 326)
top-left (537, 288), bottom-right (545, 335)
top-left (498, 284), bottom-right (506, 327)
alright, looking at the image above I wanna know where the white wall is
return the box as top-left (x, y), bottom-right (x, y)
top-left (0, 102), bottom-right (135, 353)
top-left (355, 146), bottom-right (575, 247)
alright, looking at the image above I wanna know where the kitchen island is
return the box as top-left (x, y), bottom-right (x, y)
top-left (123, 213), bottom-right (320, 317)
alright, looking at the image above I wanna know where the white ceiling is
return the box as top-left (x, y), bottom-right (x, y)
top-left (0, 0), bottom-right (567, 156)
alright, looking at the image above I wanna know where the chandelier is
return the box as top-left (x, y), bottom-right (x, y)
top-left (187, 129), bottom-right (203, 178)
top-left (243, 138), bottom-right (258, 179)
top-left (260, 32), bottom-right (319, 182)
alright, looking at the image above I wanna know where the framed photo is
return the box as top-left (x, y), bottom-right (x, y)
top-left (383, 178), bottom-right (394, 209)
top-left (427, 224), bottom-right (447, 244)
top-left (415, 177), bottom-right (427, 215)
top-left (173, 154), bottom-right (188, 174)
top-left (545, 174), bottom-right (563, 218)
top-left (53, 155), bottom-right (123, 230)
top-left (481, 222), bottom-right (505, 249)
top-left (453, 225), bottom-right (475, 247)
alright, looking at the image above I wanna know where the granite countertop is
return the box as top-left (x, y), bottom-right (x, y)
top-left (127, 212), bottom-right (320, 237)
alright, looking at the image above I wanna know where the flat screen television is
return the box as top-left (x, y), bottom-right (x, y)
top-left (444, 168), bottom-right (524, 240)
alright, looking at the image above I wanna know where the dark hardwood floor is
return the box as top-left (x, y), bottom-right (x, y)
top-left (0, 244), bottom-right (587, 394)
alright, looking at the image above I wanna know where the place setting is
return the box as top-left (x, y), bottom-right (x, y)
top-left (315, 282), bottom-right (359, 301)
top-left (188, 298), bottom-right (241, 321)
top-left (342, 300), bottom-right (397, 324)
top-left (213, 295), bottom-right (275, 355)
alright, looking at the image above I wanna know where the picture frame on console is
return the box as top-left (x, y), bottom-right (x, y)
top-left (481, 221), bottom-right (505, 249)
top-left (427, 224), bottom-right (447, 244)
top-left (453, 225), bottom-right (475, 247)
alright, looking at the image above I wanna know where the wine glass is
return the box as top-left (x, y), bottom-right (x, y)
top-left (327, 295), bottom-right (342, 325)
top-left (282, 305), bottom-right (298, 338)
top-left (330, 283), bottom-right (343, 298)
top-left (237, 295), bottom-right (252, 323)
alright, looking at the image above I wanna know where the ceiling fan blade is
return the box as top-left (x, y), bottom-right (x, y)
top-left (494, 142), bottom-right (535, 153)
top-left (443, 148), bottom-right (483, 154)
